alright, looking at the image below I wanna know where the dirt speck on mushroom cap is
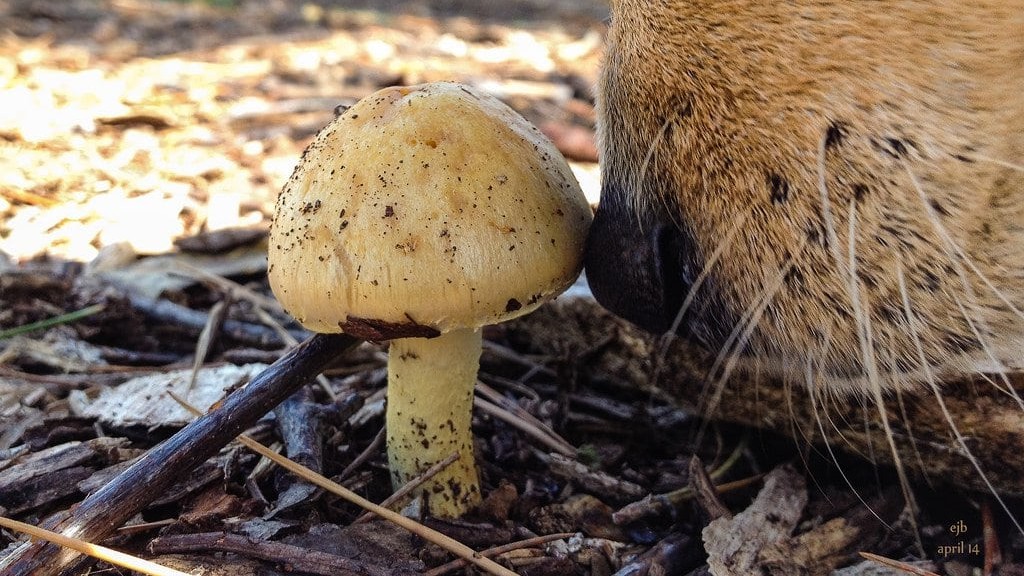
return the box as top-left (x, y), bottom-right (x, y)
top-left (268, 82), bottom-right (592, 335)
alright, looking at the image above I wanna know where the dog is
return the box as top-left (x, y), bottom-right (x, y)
top-left (585, 0), bottom-right (1024, 394)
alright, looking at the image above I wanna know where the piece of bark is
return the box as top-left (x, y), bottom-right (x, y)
top-left (151, 460), bottom-right (227, 508)
top-left (1, 467), bottom-right (92, 516)
top-left (0, 438), bottom-right (130, 514)
top-left (281, 522), bottom-right (425, 574)
top-left (267, 386), bottom-right (323, 517)
top-left (68, 364), bottom-right (269, 428)
top-left (702, 464), bottom-right (809, 575)
top-left (173, 226), bottom-right (268, 254)
top-left (0, 332), bottom-right (359, 576)
top-left (509, 293), bottom-right (1024, 496)
top-left (129, 554), bottom-right (275, 576)
top-left (180, 490), bottom-right (249, 529)
top-left (762, 517), bottom-right (864, 575)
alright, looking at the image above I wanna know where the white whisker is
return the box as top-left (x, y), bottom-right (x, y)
top-left (786, 359), bottom-right (813, 447)
top-left (669, 213), bottom-right (747, 336)
top-left (891, 377), bottom-right (931, 490)
top-left (960, 153), bottom-right (1024, 173)
top-left (905, 165), bottom-right (1024, 323)
top-left (795, 358), bottom-right (840, 503)
top-left (952, 297), bottom-right (1024, 406)
top-left (699, 237), bottom-right (808, 418)
top-left (903, 161), bottom-right (1024, 409)
top-left (630, 118), bottom-right (674, 225)
top-left (845, 199), bottom-right (923, 546)
top-left (807, 361), bottom-right (893, 530)
top-left (652, 212), bottom-right (749, 378)
top-left (897, 256), bottom-right (1024, 536)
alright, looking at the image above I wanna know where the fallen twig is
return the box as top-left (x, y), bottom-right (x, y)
top-left (423, 532), bottom-right (576, 576)
top-left (147, 531), bottom-right (402, 576)
top-left (128, 293), bottom-right (305, 348)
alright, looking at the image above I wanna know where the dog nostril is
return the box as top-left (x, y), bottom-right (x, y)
top-left (650, 222), bottom-right (737, 351)
top-left (654, 223), bottom-right (688, 332)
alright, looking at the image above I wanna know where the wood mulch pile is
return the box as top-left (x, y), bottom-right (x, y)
top-left (0, 1), bottom-right (1020, 574)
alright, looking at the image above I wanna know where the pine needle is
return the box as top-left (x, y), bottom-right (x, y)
top-left (168, 391), bottom-right (518, 576)
top-left (0, 304), bottom-right (105, 340)
top-left (0, 516), bottom-right (193, 576)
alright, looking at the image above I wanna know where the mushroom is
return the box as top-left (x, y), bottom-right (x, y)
top-left (268, 82), bottom-right (591, 517)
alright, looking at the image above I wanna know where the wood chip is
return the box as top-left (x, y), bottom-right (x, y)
top-left (69, 364), bottom-right (267, 428)
top-left (702, 464), bottom-right (808, 576)
top-left (0, 437), bottom-right (130, 514)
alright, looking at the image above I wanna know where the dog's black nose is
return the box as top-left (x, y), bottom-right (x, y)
top-left (584, 184), bottom-right (735, 350)
top-left (583, 187), bottom-right (687, 335)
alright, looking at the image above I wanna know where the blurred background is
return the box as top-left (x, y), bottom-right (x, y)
top-left (0, 0), bottom-right (608, 263)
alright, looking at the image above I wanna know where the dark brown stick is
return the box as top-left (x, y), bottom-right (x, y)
top-left (128, 293), bottom-right (308, 348)
top-left (147, 531), bottom-right (405, 576)
top-left (688, 455), bottom-right (731, 522)
top-left (0, 333), bottom-right (360, 576)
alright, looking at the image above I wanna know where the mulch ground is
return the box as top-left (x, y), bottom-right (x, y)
top-left (1, 1), bottom-right (1021, 574)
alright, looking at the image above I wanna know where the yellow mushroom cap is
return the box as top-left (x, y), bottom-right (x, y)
top-left (268, 82), bottom-right (592, 339)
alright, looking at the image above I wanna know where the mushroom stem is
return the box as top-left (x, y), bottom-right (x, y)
top-left (386, 327), bottom-right (483, 517)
